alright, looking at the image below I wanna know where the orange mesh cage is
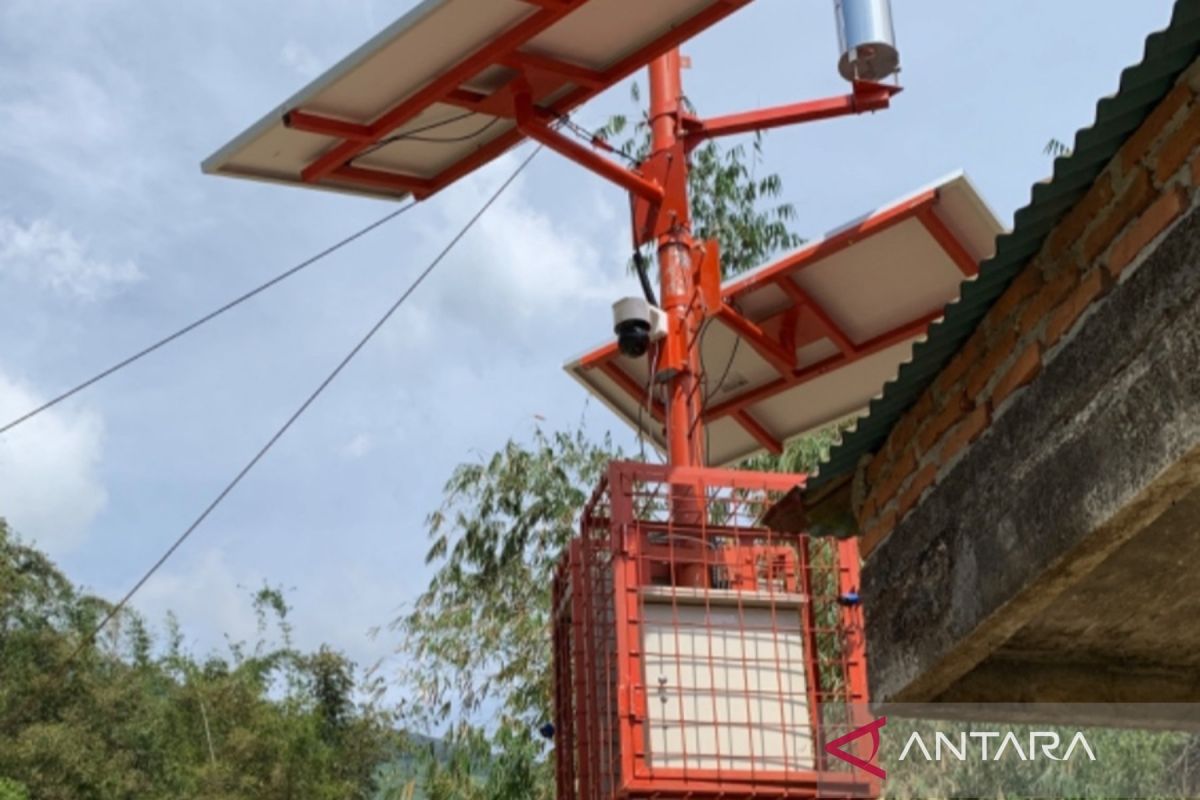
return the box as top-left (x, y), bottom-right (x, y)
top-left (551, 461), bottom-right (876, 799)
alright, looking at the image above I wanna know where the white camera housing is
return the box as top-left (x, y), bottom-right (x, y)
top-left (612, 297), bottom-right (668, 357)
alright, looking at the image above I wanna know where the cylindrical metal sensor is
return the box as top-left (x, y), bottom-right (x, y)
top-left (834, 0), bottom-right (900, 82)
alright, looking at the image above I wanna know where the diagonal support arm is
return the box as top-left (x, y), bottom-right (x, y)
top-left (513, 91), bottom-right (664, 204)
top-left (715, 303), bottom-right (796, 377)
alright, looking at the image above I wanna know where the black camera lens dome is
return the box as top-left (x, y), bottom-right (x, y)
top-left (615, 319), bottom-right (651, 358)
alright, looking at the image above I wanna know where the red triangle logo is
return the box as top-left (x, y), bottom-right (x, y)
top-left (824, 716), bottom-right (887, 779)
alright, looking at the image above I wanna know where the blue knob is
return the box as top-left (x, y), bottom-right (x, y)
top-left (838, 590), bottom-right (861, 607)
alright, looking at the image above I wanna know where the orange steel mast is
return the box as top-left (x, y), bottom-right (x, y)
top-left (648, 50), bottom-right (704, 468)
top-left (632, 51), bottom-right (899, 467)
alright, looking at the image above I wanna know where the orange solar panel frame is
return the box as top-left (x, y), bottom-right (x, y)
top-left (292, 2), bottom-right (742, 198)
top-left (566, 173), bottom-right (1002, 466)
top-left (204, 0), bottom-right (761, 202)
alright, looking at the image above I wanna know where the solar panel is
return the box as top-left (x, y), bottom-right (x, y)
top-left (202, 0), bottom-right (752, 201)
top-left (565, 172), bottom-right (1005, 466)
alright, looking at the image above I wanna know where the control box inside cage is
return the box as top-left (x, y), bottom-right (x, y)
top-left (641, 587), bottom-right (816, 773)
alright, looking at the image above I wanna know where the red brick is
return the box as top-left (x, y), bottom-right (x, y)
top-left (1044, 268), bottom-right (1108, 348)
top-left (1016, 277), bottom-right (1067, 336)
top-left (1046, 260), bottom-right (1081, 298)
top-left (1108, 187), bottom-right (1190, 277)
top-left (865, 450), bottom-right (889, 487)
top-left (859, 507), bottom-right (898, 559)
top-left (912, 390), bottom-right (935, 424)
top-left (940, 405), bottom-right (992, 464)
top-left (1082, 169), bottom-right (1155, 264)
top-left (890, 410), bottom-right (921, 457)
top-left (898, 463), bottom-right (938, 518)
top-left (856, 494), bottom-right (877, 529)
top-left (933, 336), bottom-right (982, 395)
top-left (1017, 263), bottom-right (1084, 333)
top-left (917, 393), bottom-right (967, 453)
top-left (964, 327), bottom-right (1018, 401)
top-left (884, 445), bottom-right (917, 495)
top-left (991, 342), bottom-right (1042, 409)
top-left (990, 266), bottom-right (1044, 322)
top-left (1185, 58), bottom-right (1200, 93)
top-left (1118, 82), bottom-right (1191, 172)
top-left (867, 446), bottom-right (916, 516)
top-left (1155, 103), bottom-right (1200, 185)
top-left (1046, 173), bottom-right (1115, 257)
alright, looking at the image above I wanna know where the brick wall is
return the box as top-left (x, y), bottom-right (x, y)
top-left (854, 57), bottom-right (1200, 558)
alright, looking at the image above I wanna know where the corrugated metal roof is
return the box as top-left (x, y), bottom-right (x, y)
top-left (809, 0), bottom-right (1200, 490)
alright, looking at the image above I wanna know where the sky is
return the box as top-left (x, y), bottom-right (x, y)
top-left (0, 0), bottom-right (1174, 678)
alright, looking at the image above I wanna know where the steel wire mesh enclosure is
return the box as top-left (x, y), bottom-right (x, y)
top-left (552, 461), bottom-right (876, 799)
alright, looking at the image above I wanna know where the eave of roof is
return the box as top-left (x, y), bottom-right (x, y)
top-left (809, 0), bottom-right (1200, 491)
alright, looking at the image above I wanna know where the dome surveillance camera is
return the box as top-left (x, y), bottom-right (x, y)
top-left (612, 297), bottom-right (667, 358)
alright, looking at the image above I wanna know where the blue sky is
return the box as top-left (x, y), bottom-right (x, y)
top-left (0, 0), bottom-right (1171, 674)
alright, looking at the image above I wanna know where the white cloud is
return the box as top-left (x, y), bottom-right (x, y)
top-left (0, 370), bottom-right (108, 553)
top-left (132, 548), bottom-right (262, 651)
top-left (341, 432), bottom-right (375, 459)
top-left (0, 64), bottom-right (145, 196)
top-left (0, 68), bottom-right (130, 147)
top-left (131, 548), bottom-right (397, 673)
top-left (280, 41), bottom-right (322, 78)
top-left (0, 217), bottom-right (143, 300)
top-left (408, 156), bottom-right (626, 348)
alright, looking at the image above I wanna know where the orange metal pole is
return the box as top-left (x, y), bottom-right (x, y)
top-left (649, 50), bottom-right (704, 470)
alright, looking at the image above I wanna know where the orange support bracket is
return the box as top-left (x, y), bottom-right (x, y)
top-left (501, 51), bottom-right (606, 88)
top-left (599, 362), bottom-right (665, 422)
top-left (704, 308), bottom-right (944, 425)
top-left (715, 303), bottom-right (796, 377)
top-left (775, 279), bottom-right (858, 357)
top-left (514, 90), bottom-right (665, 204)
top-left (918, 206), bottom-right (980, 277)
top-left (285, 110), bottom-right (375, 141)
top-left (683, 80), bottom-right (901, 144)
top-left (734, 409), bottom-right (783, 454)
top-left (329, 165), bottom-right (435, 198)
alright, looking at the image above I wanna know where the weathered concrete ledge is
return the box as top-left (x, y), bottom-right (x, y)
top-left (863, 202), bottom-right (1200, 708)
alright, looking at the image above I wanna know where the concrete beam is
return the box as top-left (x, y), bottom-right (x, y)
top-left (863, 204), bottom-right (1200, 705)
top-left (936, 657), bottom-right (1200, 706)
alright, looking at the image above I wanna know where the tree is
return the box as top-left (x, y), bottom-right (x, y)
top-left (1044, 137), bottom-right (1073, 158)
top-left (0, 519), bottom-right (400, 800)
top-left (389, 428), bottom-right (612, 799)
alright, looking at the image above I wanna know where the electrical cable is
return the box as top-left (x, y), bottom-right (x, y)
top-left (360, 109), bottom-right (474, 138)
top-left (554, 112), bottom-right (641, 166)
top-left (355, 114), bottom-right (505, 160)
top-left (0, 201), bottom-right (419, 436)
top-left (632, 251), bottom-right (657, 307)
top-left (692, 311), bottom-right (742, 465)
top-left (36, 144), bottom-right (542, 689)
top-left (636, 387), bottom-right (647, 462)
top-left (707, 330), bottom-right (742, 402)
top-left (636, 344), bottom-right (654, 462)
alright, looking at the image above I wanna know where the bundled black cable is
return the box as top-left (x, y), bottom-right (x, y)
top-left (633, 250), bottom-right (658, 307)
